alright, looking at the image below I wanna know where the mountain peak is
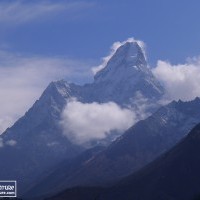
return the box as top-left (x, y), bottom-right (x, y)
top-left (92, 39), bottom-right (164, 100)
top-left (113, 41), bottom-right (146, 62)
top-left (113, 41), bottom-right (147, 67)
top-left (94, 41), bottom-right (148, 83)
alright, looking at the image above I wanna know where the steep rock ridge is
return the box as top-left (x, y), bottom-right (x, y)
top-left (0, 81), bottom-right (84, 195)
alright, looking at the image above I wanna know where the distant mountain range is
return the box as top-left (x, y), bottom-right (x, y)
top-left (47, 122), bottom-right (200, 200)
top-left (0, 41), bottom-right (164, 196)
top-left (28, 97), bottom-right (200, 198)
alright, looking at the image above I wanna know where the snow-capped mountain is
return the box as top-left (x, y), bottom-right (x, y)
top-left (93, 41), bottom-right (163, 103)
top-left (84, 41), bottom-right (164, 105)
top-left (0, 40), bottom-right (164, 195)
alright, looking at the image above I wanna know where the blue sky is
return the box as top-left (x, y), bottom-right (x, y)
top-left (1, 0), bottom-right (200, 133)
top-left (1, 0), bottom-right (200, 65)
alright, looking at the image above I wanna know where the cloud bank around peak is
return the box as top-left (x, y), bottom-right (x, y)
top-left (153, 58), bottom-right (200, 101)
top-left (91, 38), bottom-right (146, 75)
top-left (61, 100), bottom-right (136, 145)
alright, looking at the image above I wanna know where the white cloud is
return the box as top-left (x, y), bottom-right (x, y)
top-left (0, 1), bottom-right (94, 24)
top-left (0, 51), bottom-right (91, 133)
top-left (152, 58), bottom-right (200, 101)
top-left (91, 38), bottom-right (146, 74)
top-left (6, 139), bottom-right (17, 146)
top-left (61, 100), bottom-right (136, 145)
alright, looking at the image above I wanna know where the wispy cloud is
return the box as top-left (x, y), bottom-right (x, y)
top-left (0, 50), bottom-right (92, 133)
top-left (0, 1), bottom-right (94, 24)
